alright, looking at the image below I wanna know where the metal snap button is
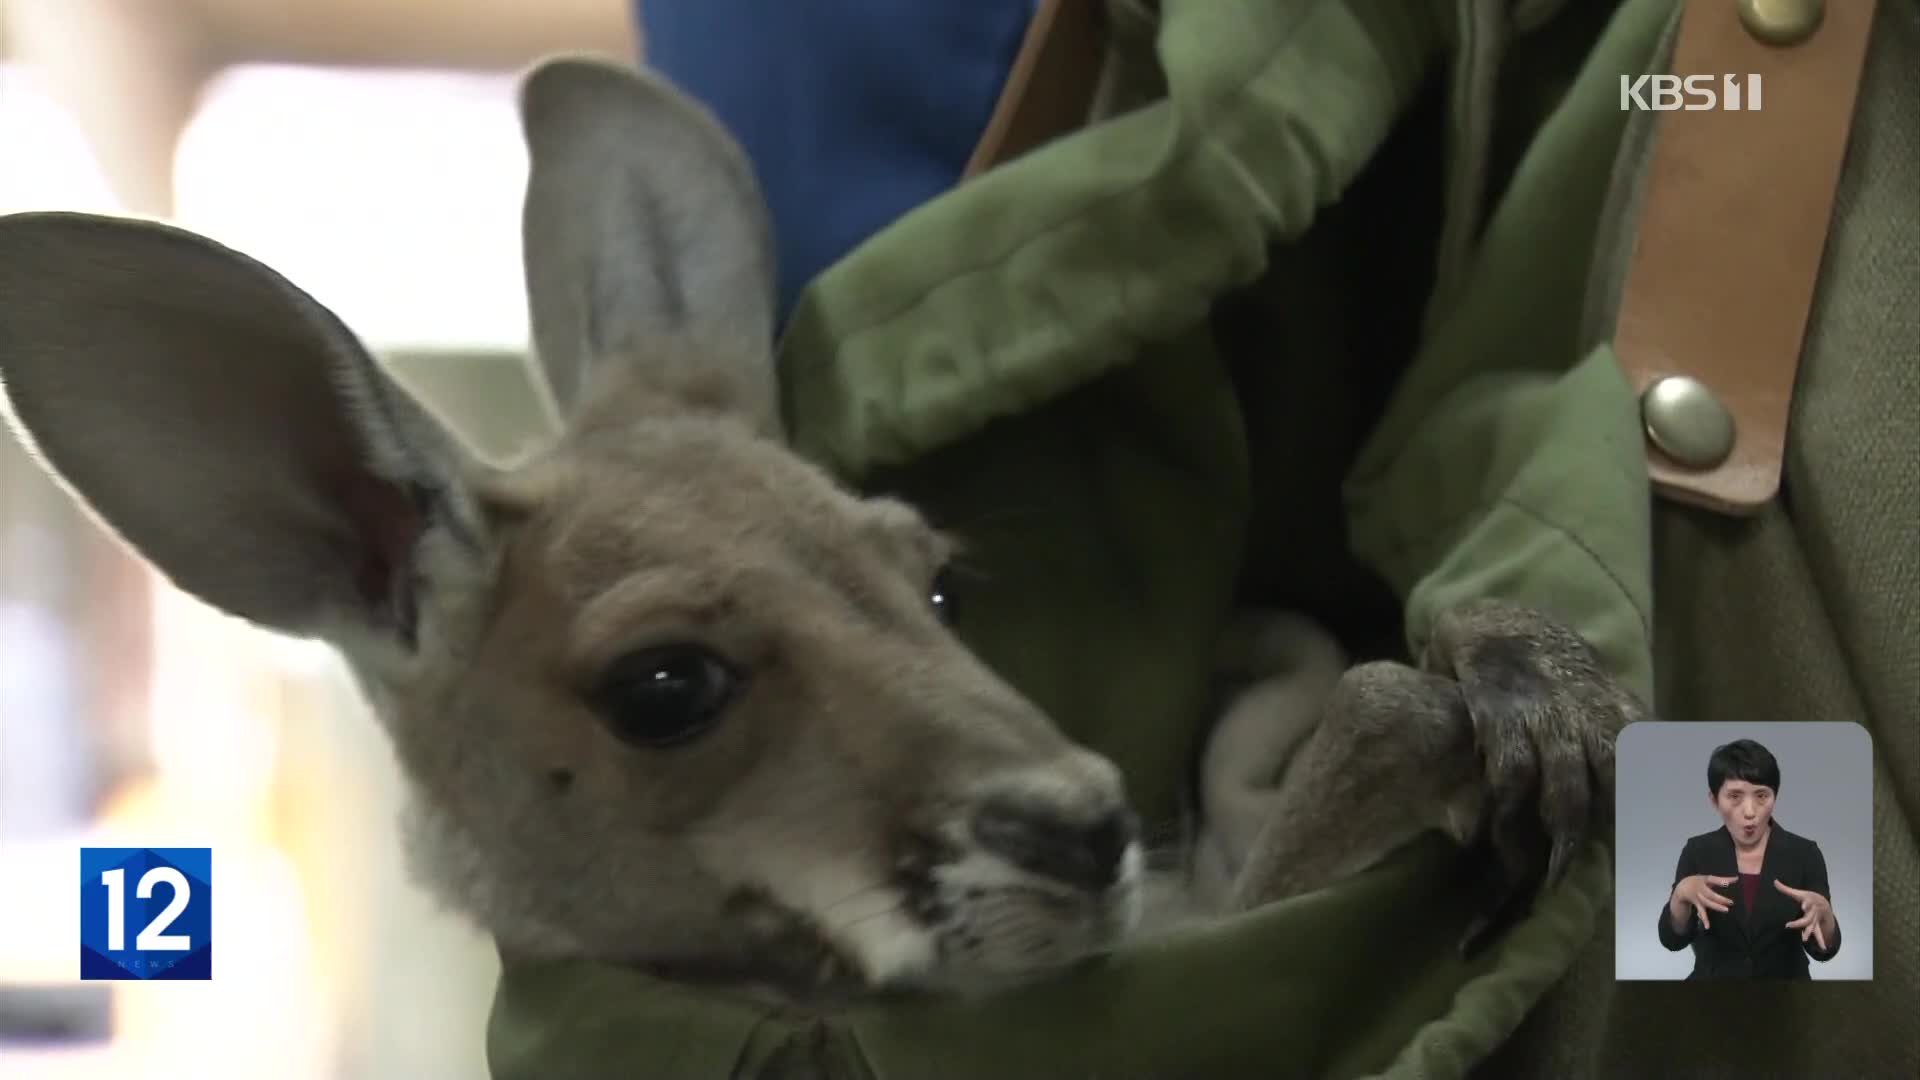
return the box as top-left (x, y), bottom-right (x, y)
top-left (1738, 0), bottom-right (1824, 47)
top-left (1642, 375), bottom-right (1737, 469)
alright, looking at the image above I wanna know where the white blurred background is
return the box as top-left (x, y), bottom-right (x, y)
top-left (0, 2), bottom-right (637, 1077)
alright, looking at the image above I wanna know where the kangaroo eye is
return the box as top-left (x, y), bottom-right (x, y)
top-left (928, 567), bottom-right (959, 625)
top-left (590, 645), bottom-right (737, 748)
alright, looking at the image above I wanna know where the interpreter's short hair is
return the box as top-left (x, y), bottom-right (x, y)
top-left (1708, 738), bottom-right (1780, 797)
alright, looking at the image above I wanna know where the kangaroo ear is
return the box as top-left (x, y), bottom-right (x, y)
top-left (0, 211), bottom-right (487, 646)
top-left (517, 56), bottom-right (780, 431)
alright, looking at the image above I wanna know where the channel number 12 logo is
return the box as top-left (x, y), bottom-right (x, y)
top-left (80, 848), bottom-right (212, 980)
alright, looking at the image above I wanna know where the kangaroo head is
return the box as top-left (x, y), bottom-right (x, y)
top-left (0, 58), bottom-right (1140, 1002)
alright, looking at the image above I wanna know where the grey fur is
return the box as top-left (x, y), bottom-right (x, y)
top-left (518, 57), bottom-right (779, 429)
top-left (0, 56), bottom-right (1634, 1006)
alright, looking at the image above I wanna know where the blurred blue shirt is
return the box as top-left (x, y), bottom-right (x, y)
top-left (637, 1), bottom-right (1038, 331)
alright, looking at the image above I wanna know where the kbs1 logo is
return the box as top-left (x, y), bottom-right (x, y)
top-left (1619, 73), bottom-right (1763, 112)
top-left (80, 848), bottom-right (212, 980)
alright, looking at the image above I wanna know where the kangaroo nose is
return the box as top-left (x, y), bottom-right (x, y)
top-left (970, 799), bottom-right (1140, 892)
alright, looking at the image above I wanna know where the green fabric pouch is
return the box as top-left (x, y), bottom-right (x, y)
top-left (488, 1), bottom-right (1675, 1075)
top-left (1529, 1), bottom-right (1920, 1075)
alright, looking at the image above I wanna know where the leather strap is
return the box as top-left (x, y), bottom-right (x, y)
top-left (963, 0), bottom-right (1109, 178)
top-left (1613, 0), bottom-right (1877, 515)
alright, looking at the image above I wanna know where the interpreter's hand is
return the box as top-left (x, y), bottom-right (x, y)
top-left (1671, 873), bottom-right (1736, 929)
top-left (1775, 879), bottom-right (1836, 951)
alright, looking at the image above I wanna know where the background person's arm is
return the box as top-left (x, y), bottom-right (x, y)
top-left (1658, 843), bottom-right (1698, 949)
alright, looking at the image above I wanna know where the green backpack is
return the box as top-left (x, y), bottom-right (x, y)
top-left (1506, 0), bottom-right (1919, 1075)
top-left (492, 0), bottom-right (1621, 1075)
top-left (491, 1), bottom-right (1917, 1076)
